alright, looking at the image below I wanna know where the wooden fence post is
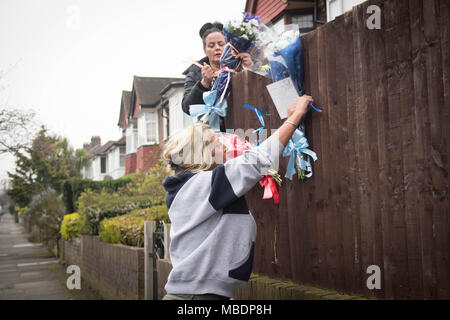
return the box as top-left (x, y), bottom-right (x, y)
top-left (144, 221), bottom-right (156, 300)
top-left (163, 222), bottom-right (171, 261)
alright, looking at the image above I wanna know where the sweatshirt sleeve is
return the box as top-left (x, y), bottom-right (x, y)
top-left (181, 69), bottom-right (210, 115)
top-left (208, 135), bottom-right (285, 211)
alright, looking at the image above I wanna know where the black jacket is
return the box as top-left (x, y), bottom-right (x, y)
top-left (182, 57), bottom-right (226, 132)
top-left (182, 56), bottom-right (210, 115)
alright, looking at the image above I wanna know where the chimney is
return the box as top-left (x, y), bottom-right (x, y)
top-left (91, 136), bottom-right (101, 146)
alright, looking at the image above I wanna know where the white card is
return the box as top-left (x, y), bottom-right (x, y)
top-left (266, 77), bottom-right (299, 119)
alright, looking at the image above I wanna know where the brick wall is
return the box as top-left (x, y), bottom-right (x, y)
top-left (136, 145), bottom-right (160, 173)
top-left (125, 153), bottom-right (137, 175)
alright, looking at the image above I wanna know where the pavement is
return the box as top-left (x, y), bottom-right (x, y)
top-left (0, 213), bottom-right (100, 300)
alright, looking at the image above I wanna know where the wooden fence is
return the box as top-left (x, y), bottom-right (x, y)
top-left (225, 0), bottom-right (449, 299)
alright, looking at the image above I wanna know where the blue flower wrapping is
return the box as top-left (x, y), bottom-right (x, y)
top-left (211, 27), bottom-right (256, 105)
top-left (268, 36), bottom-right (304, 95)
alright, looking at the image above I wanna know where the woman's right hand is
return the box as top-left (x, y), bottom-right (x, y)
top-left (276, 95), bottom-right (314, 147)
top-left (287, 95), bottom-right (313, 124)
top-left (200, 63), bottom-right (215, 88)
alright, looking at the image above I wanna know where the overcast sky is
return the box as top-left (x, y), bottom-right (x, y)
top-left (0, 0), bottom-right (245, 185)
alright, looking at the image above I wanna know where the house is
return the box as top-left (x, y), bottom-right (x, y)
top-left (103, 136), bottom-right (126, 179)
top-left (81, 136), bottom-right (126, 181)
top-left (159, 80), bottom-right (193, 140)
top-left (244, 0), bottom-right (367, 30)
top-left (123, 76), bottom-right (183, 174)
top-left (81, 136), bottom-right (101, 180)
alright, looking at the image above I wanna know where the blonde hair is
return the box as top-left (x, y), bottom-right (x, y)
top-left (162, 123), bottom-right (214, 174)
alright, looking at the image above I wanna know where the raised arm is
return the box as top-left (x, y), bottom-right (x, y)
top-left (208, 95), bottom-right (313, 211)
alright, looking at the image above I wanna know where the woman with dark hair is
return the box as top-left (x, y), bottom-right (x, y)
top-left (181, 22), bottom-right (253, 130)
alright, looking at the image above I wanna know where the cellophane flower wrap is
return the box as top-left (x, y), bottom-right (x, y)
top-left (257, 24), bottom-right (319, 180)
top-left (261, 24), bottom-right (304, 95)
top-left (211, 13), bottom-right (260, 105)
top-left (216, 132), bottom-right (281, 204)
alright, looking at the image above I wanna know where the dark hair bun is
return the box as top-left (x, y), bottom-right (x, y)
top-left (212, 21), bottom-right (223, 31)
top-left (199, 21), bottom-right (223, 38)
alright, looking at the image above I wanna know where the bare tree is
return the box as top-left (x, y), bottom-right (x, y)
top-left (0, 66), bottom-right (38, 154)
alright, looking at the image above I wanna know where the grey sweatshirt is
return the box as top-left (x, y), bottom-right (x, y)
top-left (162, 135), bottom-right (284, 298)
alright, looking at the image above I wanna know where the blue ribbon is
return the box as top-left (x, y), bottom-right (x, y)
top-left (309, 103), bottom-right (322, 113)
top-left (189, 90), bottom-right (228, 131)
top-left (243, 104), bottom-right (265, 146)
top-left (282, 129), bottom-right (318, 180)
top-left (242, 12), bottom-right (260, 25)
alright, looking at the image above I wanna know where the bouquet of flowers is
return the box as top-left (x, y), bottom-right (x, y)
top-left (216, 132), bottom-right (281, 204)
top-left (258, 24), bottom-right (321, 180)
top-left (261, 24), bottom-right (304, 94)
top-left (211, 13), bottom-right (260, 105)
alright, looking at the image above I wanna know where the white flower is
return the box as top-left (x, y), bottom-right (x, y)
top-left (277, 39), bottom-right (290, 50)
top-left (261, 64), bottom-right (271, 71)
top-left (242, 34), bottom-right (249, 40)
top-left (281, 30), bottom-right (294, 40)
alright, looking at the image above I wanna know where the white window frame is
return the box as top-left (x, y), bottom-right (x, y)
top-left (137, 111), bottom-right (158, 147)
top-left (146, 111), bottom-right (158, 144)
top-left (126, 125), bottom-right (137, 154)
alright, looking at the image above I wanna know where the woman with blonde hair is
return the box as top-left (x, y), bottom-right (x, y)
top-left (161, 95), bottom-right (313, 300)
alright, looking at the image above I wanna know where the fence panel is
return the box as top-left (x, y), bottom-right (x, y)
top-left (226, 0), bottom-right (449, 299)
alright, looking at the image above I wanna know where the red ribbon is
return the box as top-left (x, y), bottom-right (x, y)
top-left (259, 175), bottom-right (280, 204)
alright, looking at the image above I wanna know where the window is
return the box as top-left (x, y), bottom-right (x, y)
top-left (291, 13), bottom-right (314, 34)
top-left (119, 146), bottom-right (126, 167)
top-left (126, 126), bottom-right (136, 154)
top-left (100, 156), bottom-right (106, 174)
top-left (146, 112), bottom-right (158, 143)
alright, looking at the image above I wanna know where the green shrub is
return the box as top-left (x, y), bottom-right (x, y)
top-left (60, 213), bottom-right (80, 241)
top-left (25, 188), bottom-right (66, 243)
top-left (61, 174), bottom-right (139, 213)
top-left (17, 206), bottom-right (29, 219)
top-left (117, 161), bottom-right (167, 203)
top-left (77, 189), bottom-right (162, 235)
top-left (99, 205), bottom-right (169, 247)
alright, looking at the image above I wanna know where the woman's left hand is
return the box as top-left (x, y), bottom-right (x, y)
top-left (236, 52), bottom-right (253, 68)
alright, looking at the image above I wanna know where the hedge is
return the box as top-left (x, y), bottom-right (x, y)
top-left (99, 205), bottom-right (169, 247)
top-left (60, 213), bottom-right (80, 241)
top-left (77, 192), bottom-right (163, 235)
top-left (61, 174), bottom-right (140, 213)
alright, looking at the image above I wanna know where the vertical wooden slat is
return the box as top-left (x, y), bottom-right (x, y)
top-left (302, 30), bottom-right (321, 286)
top-left (352, 3), bottom-right (372, 296)
top-left (367, 0), bottom-right (395, 299)
top-left (438, 0), bottom-right (450, 300)
top-left (144, 221), bottom-right (156, 300)
top-left (386, 0), bottom-right (422, 299)
top-left (296, 32), bottom-right (317, 282)
top-left (382, 0), bottom-right (411, 299)
top-left (315, 23), bottom-right (330, 287)
top-left (361, 0), bottom-right (386, 299)
top-left (423, 0), bottom-right (449, 300)
top-left (334, 10), bottom-right (358, 294)
top-left (323, 17), bottom-right (343, 290)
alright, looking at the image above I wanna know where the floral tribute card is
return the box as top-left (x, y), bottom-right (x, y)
top-left (266, 77), bottom-right (299, 119)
